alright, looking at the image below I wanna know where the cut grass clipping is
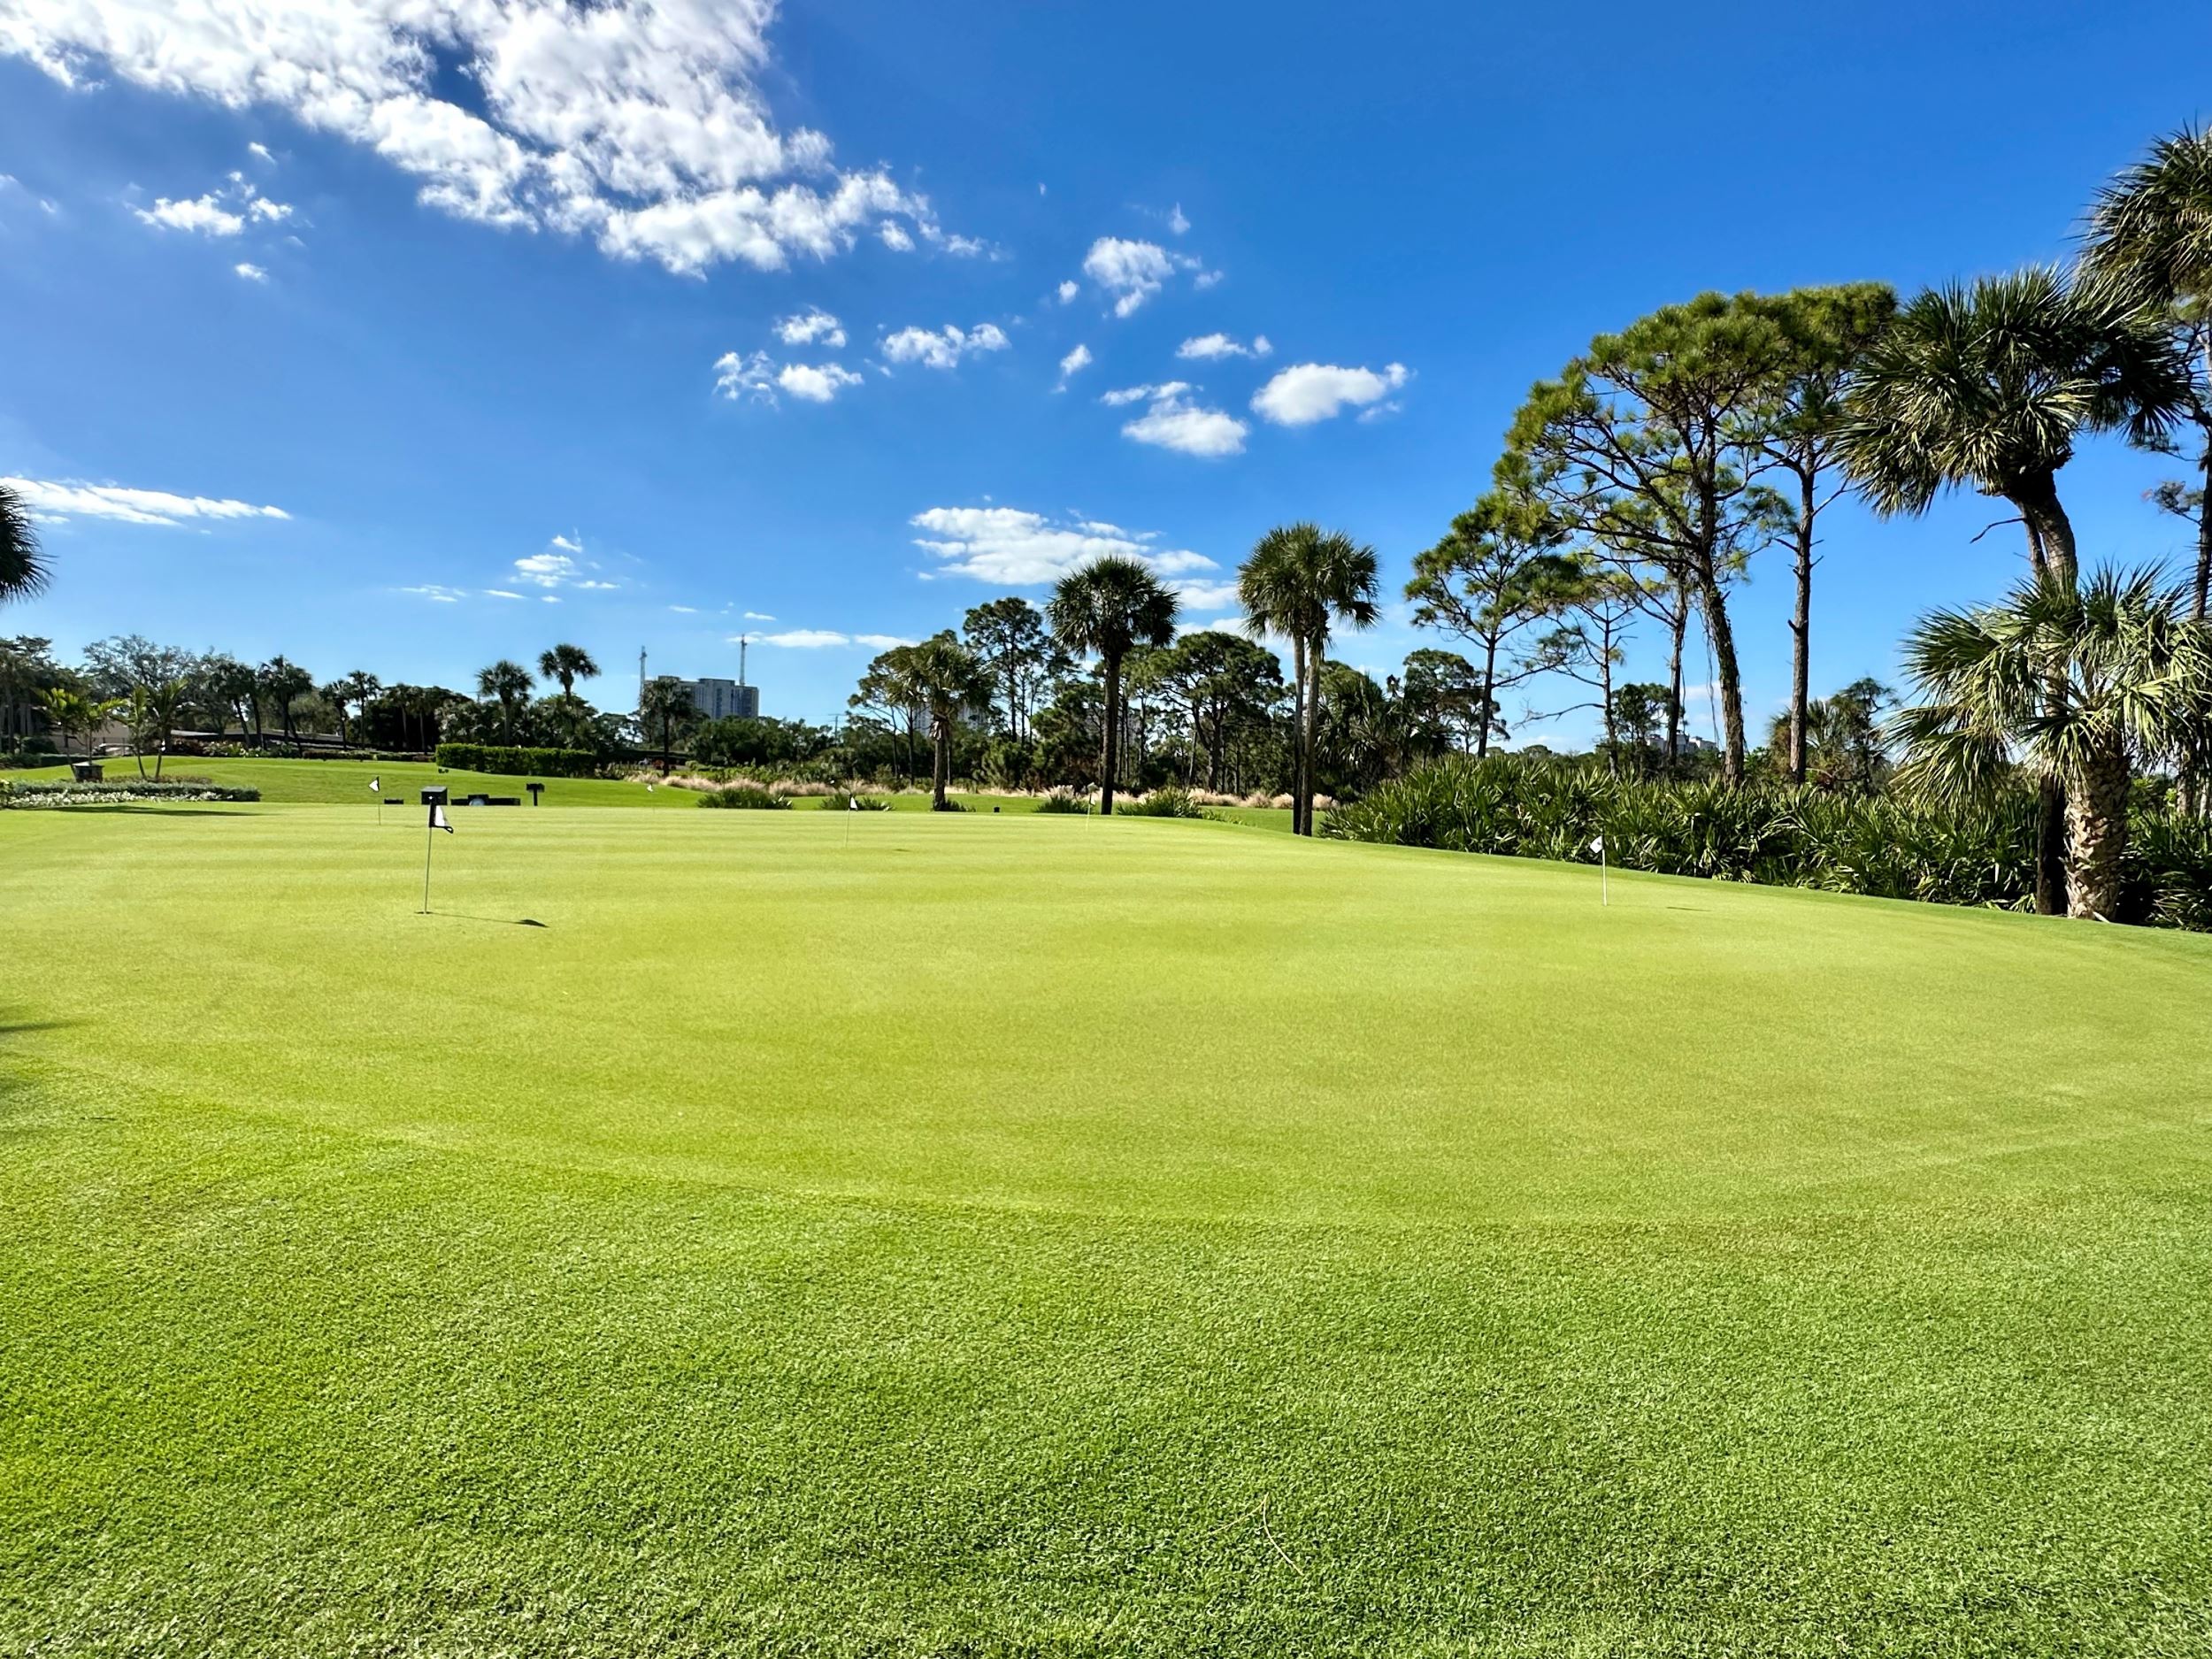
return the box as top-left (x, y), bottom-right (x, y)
top-left (4, 801), bottom-right (2209, 1655)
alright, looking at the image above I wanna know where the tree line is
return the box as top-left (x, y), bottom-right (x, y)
top-left (5, 125), bottom-right (2208, 918)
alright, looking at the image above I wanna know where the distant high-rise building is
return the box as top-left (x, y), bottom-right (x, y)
top-left (680, 677), bottom-right (760, 721)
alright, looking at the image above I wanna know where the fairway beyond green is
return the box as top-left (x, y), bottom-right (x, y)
top-left (4, 810), bottom-right (2210, 1655)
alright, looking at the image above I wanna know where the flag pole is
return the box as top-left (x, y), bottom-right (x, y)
top-left (1601, 839), bottom-right (1609, 908)
top-left (421, 816), bottom-right (434, 914)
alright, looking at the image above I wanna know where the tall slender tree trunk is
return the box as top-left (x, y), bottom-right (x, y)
top-left (1477, 636), bottom-right (1498, 760)
top-left (1695, 574), bottom-right (1747, 787)
top-left (2015, 480), bottom-right (2079, 911)
top-left (1600, 628), bottom-right (1618, 773)
top-left (1292, 641), bottom-right (1310, 836)
top-left (2184, 440), bottom-right (2212, 818)
top-left (932, 715), bottom-right (951, 810)
top-left (1098, 655), bottom-right (1123, 816)
top-left (1288, 636), bottom-right (1309, 834)
top-left (1665, 603), bottom-right (1686, 772)
top-left (1787, 472), bottom-right (1815, 785)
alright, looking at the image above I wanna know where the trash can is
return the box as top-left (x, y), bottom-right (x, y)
top-left (70, 761), bottom-right (104, 782)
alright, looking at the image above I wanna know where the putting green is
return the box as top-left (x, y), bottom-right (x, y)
top-left (4, 806), bottom-right (2209, 1654)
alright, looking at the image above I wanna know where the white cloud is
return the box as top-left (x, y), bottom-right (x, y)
top-left (1121, 387), bottom-right (1248, 457)
top-left (757, 629), bottom-right (850, 648)
top-left (1056, 279), bottom-right (1079, 303)
top-left (940, 233), bottom-right (993, 257)
top-left (879, 220), bottom-right (914, 251)
top-left (1170, 580), bottom-right (1241, 610)
top-left (1, 474), bottom-right (287, 526)
top-left (134, 193), bottom-right (243, 235)
top-left (1167, 203), bottom-right (1190, 235)
top-left (1251, 361), bottom-right (1411, 426)
top-left (247, 141), bottom-right (273, 163)
top-left (713, 349), bottom-right (776, 403)
top-left (510, 537), bottom-right (616, 591)
top-left (1079, 236), bottom-right (1198, 317)
top-left (132, 170), bottom-right (295, 242)
top-left (4, 0), bottom-right (956, 277)
top-left (514, 551), bottom-right (580, 587)
top-left (1194, 268), bottom-right (1225, 290)
top-left (1099, 380), bottom-right (1185, 407)
top-left (1055, 343), bottom-right (1092, 389)
top-left (669, 604), bottom-right (698, 613)
top-left (484, 588), bottom-right (526, 600)
top-left (234, 261), bottom-right (267, 281)
top-left (881, 322), bottom-right (1010, 371)
top-left (854, 633), bottom-right (912, 648)
top-left (743, 610), bottom-right (776, 620)
top-left (1178, 332), bottom-right (1271, 361)
top-left (775, 306), bottom-right (845, 348)
top-left (778, 361), bottom-right (862, 403)
top-left (910, 504), bottom-right (1215, 587)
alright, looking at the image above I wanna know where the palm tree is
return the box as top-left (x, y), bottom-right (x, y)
top-left (1842, 267), bottom-right (2191, 909)
top-left (1238, 524), bottom-right (1379, 833)
top-left (257, 656), bottom-right (314, 747)
top-left (1048, 556), bottom-right (1179, 815)
top-left (637, 676), bottom-right (695, 770)
top-left (1840, 266), bottom-right (2190, 588)
top-left (882, 633), bottom-right (994, 810)
top-left (1, 483), bottom-right (47, 608)
top-left (475, 659), bottom-right (534, 745)
top-left (39, 685), bottom-right (118, 758)
top-left (537, 643), bottom-right (600, 698)
top-left (1891, 566), bottom-right (2210, 921)
top-left (2085, 122), bottom-right (2212, 611)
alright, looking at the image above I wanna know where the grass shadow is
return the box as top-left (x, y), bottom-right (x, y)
top-left (421, 912), bottom-right (551, 928)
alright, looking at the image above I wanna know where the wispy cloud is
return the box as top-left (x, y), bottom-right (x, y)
top-left (2, 474), bottom-right (288, 526)
top-left (753, 628), bottom-right (911, 649)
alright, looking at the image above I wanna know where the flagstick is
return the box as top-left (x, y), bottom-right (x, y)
top-left (421, 818), bottom-right (434, 914)
top-left (1601, 841), bottom-right (1609, 908)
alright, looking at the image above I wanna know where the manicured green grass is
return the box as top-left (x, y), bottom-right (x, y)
top-left (3, 755), bottom-right (695, 807)
top-left (4, 807), bottom-right (2208, 1655)
top-left (4, 757), bottom-right (1299, 826)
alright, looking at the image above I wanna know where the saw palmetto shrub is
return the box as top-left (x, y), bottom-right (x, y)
top-left (1325, 754), bottom-right (2209, 928)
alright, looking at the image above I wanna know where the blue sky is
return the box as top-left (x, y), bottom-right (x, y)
top-left (2, 0), bottom-right (2208, 741)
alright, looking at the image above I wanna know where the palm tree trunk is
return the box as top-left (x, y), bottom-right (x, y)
top-left (1288, 637), bottom-right (1308, 834)
top-left (1099, 655), bottom-right (1123, 816)
top-left (2062, 744), bottom-right (2131, 920)
top-left (1292, 641), bottom-right (1310, 836)
top-left (2014, 474), bottom-right (2078, 590)
top-left (1788, 474), bottom-right (1815, 785)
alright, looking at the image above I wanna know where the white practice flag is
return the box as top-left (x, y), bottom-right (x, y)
top-left (849, 795), bottom-right (861, 810)
top-left (430, 802), bottom-right (454, 833)
top-left (369, 776), bottom-right (380, 795)
top-left (1590, 834), bottom-right (1604, 855)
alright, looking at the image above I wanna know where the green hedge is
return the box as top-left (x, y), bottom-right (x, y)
top-left (434, 744), bottom-right (599, 778)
